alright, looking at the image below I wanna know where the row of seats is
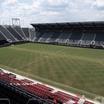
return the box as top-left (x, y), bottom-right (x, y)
top-left (0, 25), bottom-right (33, 44)
top-left (0, 70), bottom-right (53, 104)
top-left (0, 24), bottom-right (104, 48)
top-left (0, 69), bottom-right (94, 104)
top-left (33, 30), bottom-right (104, 48)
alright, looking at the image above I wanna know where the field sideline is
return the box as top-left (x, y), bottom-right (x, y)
top-left (0, 43), bottom-right (104, 98)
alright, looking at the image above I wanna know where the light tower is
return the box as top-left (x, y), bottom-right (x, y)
top-left (12, 18), bottom-right (21, 26)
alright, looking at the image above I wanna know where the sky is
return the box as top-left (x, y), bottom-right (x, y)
top-left (0, 0), bottom-right (104, 27)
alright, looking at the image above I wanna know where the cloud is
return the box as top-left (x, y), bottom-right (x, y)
top-left (4, 0), bottom-right (18, 5)
top-left (94, 0), bottom-right (104, 10)
top-left (0, 0), bottom-right (104, 26)
top-left (96, 0), bottom-right (104, 6)
top-left (47, 0), bottom-right (66, 5)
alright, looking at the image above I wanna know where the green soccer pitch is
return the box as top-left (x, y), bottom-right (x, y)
top-left (0, 43), bottom-right (104, 98)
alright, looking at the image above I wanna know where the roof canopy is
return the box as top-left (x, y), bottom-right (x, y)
top-left (31, 21), bottom-right (104, 31)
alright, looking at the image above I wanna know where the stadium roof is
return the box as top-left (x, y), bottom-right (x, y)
top-left (31, 21), bottom-right (104, 31)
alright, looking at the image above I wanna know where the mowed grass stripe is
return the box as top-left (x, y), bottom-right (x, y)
top-left (15, 43), bottom-right (104, 60)
top-left (9, 46), bottom-right (103, 64)
top-left (0, 43), bottom-right (104, 97)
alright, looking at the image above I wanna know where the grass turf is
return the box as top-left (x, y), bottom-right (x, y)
top-left (0, 43), bottom-right (104, 98)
